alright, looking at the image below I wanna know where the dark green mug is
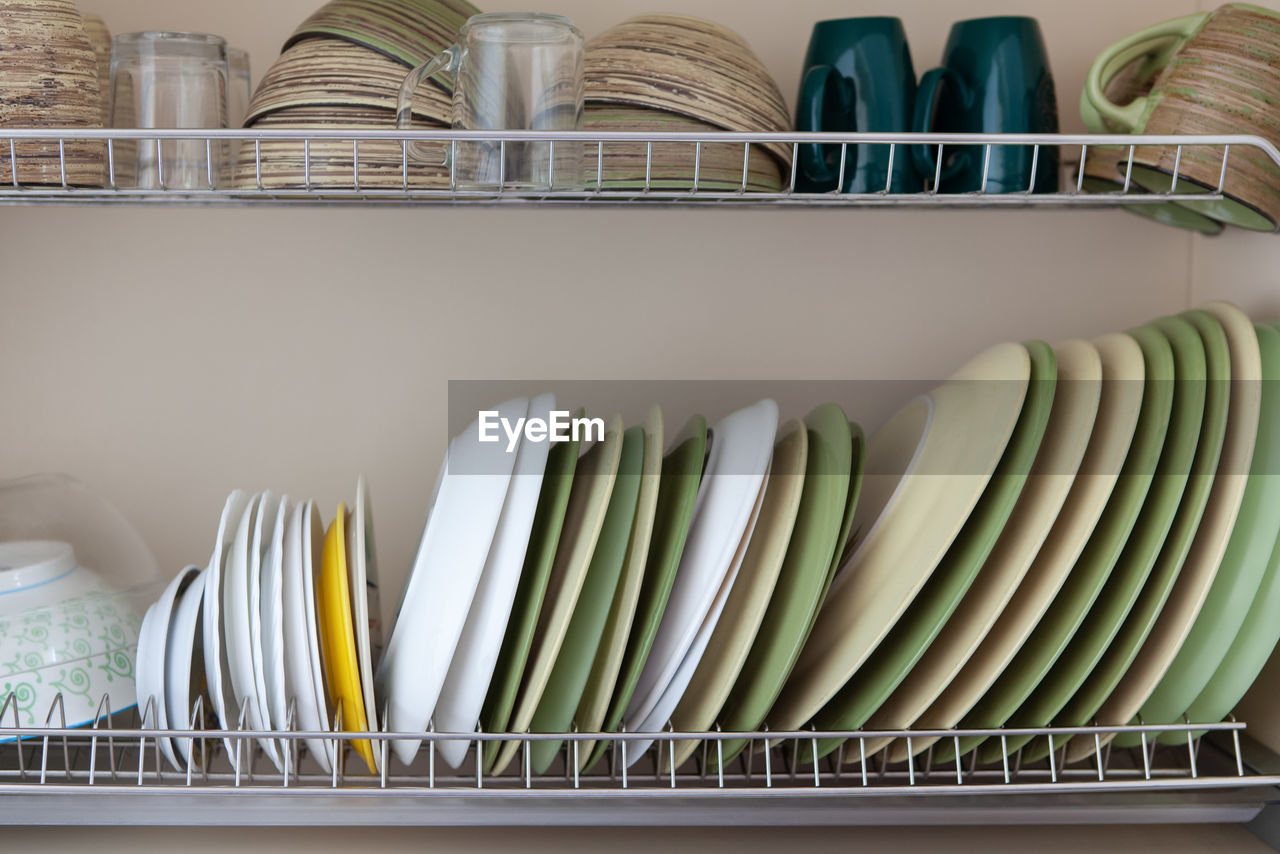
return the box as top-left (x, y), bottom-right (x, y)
top-left (913, 16), bottom-right (1060, 194)
top-left (796, 17), bottom-right (920, 194)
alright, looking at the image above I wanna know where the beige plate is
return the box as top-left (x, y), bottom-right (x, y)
top-left (768, 343), bottom-right (1031, 732)
top-left (572, 406), bottom-right (664, 767)
top-left (897, 333), bottom-right (1146, 759)
top-left (666, 420), bottom-right (808, 768)
top-left (868, 340), bottom-right (1103, 759)
top-left (491, 415), bottom-right (625, 774)
top-left (1070, 302), bottom-right (1263, 760)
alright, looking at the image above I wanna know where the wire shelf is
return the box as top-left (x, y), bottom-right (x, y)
top-left (2, 690), bottom-right (1278, 826)
top-left (0, 130), bottom-right (1275, 208)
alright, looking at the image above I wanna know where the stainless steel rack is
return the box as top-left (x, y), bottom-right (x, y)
top-left (0, 130), bottom-right (1275, 208)
top-left (2, 691), bottom-right (1279, 827)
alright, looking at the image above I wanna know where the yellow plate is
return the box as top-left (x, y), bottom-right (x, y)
top-left (319, 505), bottom-right (377, 773)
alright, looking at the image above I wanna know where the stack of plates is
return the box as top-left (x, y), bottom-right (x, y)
top-left (137, 301), bottom-right (1280, 776)
top-left (585, 14), bottom-right (790, 192)
top-left (135, 478), bottom-right (383, 774)
top-left (233, 0), bottom-right (477, 191)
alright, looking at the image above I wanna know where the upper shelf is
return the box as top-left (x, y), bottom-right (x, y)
top-left (0, 130), bottom-right (1276, 209)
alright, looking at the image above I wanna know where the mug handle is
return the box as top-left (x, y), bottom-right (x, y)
top-left (911, 67), bottom-right (967, 185)
top-left (397, 45), bottom-right (461, 161)
top-left (796, 65), bottom-right (855, 186)
top-left (1078, 35), bottom-right (1185, 132)
top-left (1082, 13), bottom-right (1209, 132)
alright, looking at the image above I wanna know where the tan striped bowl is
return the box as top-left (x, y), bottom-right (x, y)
top-left (586, 14), bottom-right (792, 172)
top-left (0, 0), bottom-right (105, 186)
top-left (284, 0), bottom-right (480, 71)
top-left (585, 104), bottom-right (783, 192)
top-left (233, 105), bottom-right (450, 191)
top-left (247, 36), bottom-right (452, 126)
top-left (1128, 3), bottom-right (1280, 231)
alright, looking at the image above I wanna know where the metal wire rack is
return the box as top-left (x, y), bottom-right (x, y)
top-left (2, 690), bottom-right (1279, 827)
top-left (0, 130), bottom-right (1276, 208)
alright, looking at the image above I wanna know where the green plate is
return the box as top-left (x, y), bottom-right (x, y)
top-left (811, 342), bottom-right (1057, 760)
top-left (714, 404), bottom-right (857, 765)
top-left (572, 407), bottom-right (663, 768)
top-left (480, 412), bottom-right (583, 752)
top-left (528, 426), bottom-right (646, 773)
top-left (490, 415), bottom-right (625, 774)
top-left (1033, 312), bottom-right (1228, 759)
top-left (1187, 320), bottom-right (1280, 727)
top-left (984, 316), bottom-right (1206, 764)
top-left (1155, 324), bottom-right (1280, 735)
top-left (939, 326), bottom-right (1174, 764)
top-left (583, 414), bottom-right (706, 770)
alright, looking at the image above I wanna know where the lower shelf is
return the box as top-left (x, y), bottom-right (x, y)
top-left (2, 706), bottom-right (1278, 828)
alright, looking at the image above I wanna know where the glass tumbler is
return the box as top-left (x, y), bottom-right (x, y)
top-left (109, 32), bottom-right (229, 189)
top-left (397, 13), bottom-right (585, 191)
top-left (227, 48), bottom-right (252, 129)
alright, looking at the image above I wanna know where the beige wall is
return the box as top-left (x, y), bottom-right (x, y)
top-left (2, 0), bottom-right (1278, 849)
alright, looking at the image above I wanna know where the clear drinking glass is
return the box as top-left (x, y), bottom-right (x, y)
top-left (397, 13), bottom-right (585, 191)
top-left (109, 32), bottom-right (230, 189)
top-left (227, 48), bottom-right (252, 129)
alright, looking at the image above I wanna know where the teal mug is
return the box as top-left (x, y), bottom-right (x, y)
top-left (913, 16), bottom-right (1060, 194)
top-left (795, 17), bottom-right (920, 194)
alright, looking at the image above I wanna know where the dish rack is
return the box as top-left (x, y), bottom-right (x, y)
top-left (3, 690), bottom-right (1279, 829)
top-left (0, 130), bottom-right (1275, 207)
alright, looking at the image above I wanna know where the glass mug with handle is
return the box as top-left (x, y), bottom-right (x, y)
top-left (913, 16), bottom-right (1060, 194)
top-left (397, 13), bottom-right (585, 192)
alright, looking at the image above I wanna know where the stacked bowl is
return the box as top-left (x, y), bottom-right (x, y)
top-left (1083, 3), bottom-right (1280, 232)
top-left (0, 0), bottom-right (105, 187)
top-left (233, 0), bottom-right (478, 191)
top-left (584, 14), bottom-right (792, 192)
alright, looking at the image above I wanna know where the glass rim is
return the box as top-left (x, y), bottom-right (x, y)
top-left (112, 31), bottom-right (228, 48)
top-left (462, 12), bottom-right (581, 33)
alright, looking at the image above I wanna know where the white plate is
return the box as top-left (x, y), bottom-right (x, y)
top-left (223, 493), bottom-right (276, 768)
top-left (261, 496), bottom-right (290, 763)
top-left (377, 398), bottom-right (528, 764)
top-left (625, 399), bottom-right (778, 732)
top-left (770, 343), bottom-right (1030, 732)
top-left (435, 393), bottom-right (555, 769)
top-left (247, 493), bottom-right (284, 770)
top-left (202, 490), bottom-right (252, 752)
top-left (629, 470), bottom-right (769, 762)
top-left (164, 568), bottom-right (207, 769)
top-left (349, 478), bottom-right (381, 746)
top-left (138, 565), bottom-right (199, 771)
top-left (283, 500), bottom-right (332, 772)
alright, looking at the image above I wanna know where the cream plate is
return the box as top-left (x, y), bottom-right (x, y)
top-left (869, 340), bottom-right (1102, 758)
top-left (888, 333), bottom-right (1146, 760)
top-left (349, 477), bottom-right (381, 757)
top-left (769, 343), bottom-right (1030, 732)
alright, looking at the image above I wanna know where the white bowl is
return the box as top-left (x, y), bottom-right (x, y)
top-left (0, 541), bottom-right (142, 730)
